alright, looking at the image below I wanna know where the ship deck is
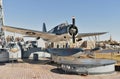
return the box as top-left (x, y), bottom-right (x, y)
top-left (0, 58), bottom-right (120, 79)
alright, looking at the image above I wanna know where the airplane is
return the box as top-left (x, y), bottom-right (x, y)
top-left (2, 17), bottom-right (108, 59)
top-left (2, 17), bottom-right (107, 44)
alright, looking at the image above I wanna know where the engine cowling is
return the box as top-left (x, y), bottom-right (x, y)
top-left (68, 25), bottom-right (78, 36)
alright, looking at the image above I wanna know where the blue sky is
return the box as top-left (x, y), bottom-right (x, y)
top-left (3, 0), bottom-right (120, 41)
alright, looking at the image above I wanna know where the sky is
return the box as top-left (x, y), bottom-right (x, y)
top-left (2, 0), bottom-right (120, 41)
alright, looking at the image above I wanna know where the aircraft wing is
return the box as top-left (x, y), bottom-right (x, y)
top-left (2, 26), bottom-right (58, 42)
top-left (2, 26), bottom-right (73, 42)
top-left (43, 32), bottom-right (108, 42)
top-left (2, 26), bottom-right (107, 42)
top-left (76, 32), bottom-right (108, 38)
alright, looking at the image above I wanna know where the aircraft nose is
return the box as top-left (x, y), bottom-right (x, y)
top-left (68, 17), bottom-right (78, 43)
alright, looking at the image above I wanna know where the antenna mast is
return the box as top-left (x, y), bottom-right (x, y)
top-left (0, 0), bottom-right (5, 48)
top-left (0, 0), bottom-right (4, 29)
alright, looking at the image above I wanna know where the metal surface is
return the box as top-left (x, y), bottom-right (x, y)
top-left (47, 48), bottom-right (84, 56)
top-left (0, 49), bottom-right (9, 62)
top-left (59, 58), bottom-right (116, 75)
top-left (59, 59), bottom-right (116, 66)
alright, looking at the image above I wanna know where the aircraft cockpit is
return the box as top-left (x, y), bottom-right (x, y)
top-left (48, 23), bottom-right (68, 33)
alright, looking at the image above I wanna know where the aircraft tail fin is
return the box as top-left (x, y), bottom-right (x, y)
top-left (42, 23), bottom-right (47, 32)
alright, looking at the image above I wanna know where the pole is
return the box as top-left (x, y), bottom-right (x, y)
top-left (0, 0), bottom-right (5, 48)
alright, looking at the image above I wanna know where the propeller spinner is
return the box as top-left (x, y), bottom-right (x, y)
top-left (69, 16), bottom-right (78, 43)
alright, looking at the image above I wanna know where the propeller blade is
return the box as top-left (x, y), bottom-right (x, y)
top-left (72, 34), bottom-right (75, 43)
top-left (72, 16), bottom-right (75, 26)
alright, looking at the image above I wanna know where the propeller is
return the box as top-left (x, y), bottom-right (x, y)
top-left (69, 16), bottom-right (78, 43)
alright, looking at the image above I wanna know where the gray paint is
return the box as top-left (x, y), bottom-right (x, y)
top-left (59, 58), bottom-right (116, 75)
top-left (0, 49), bottom-right (9, 62)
